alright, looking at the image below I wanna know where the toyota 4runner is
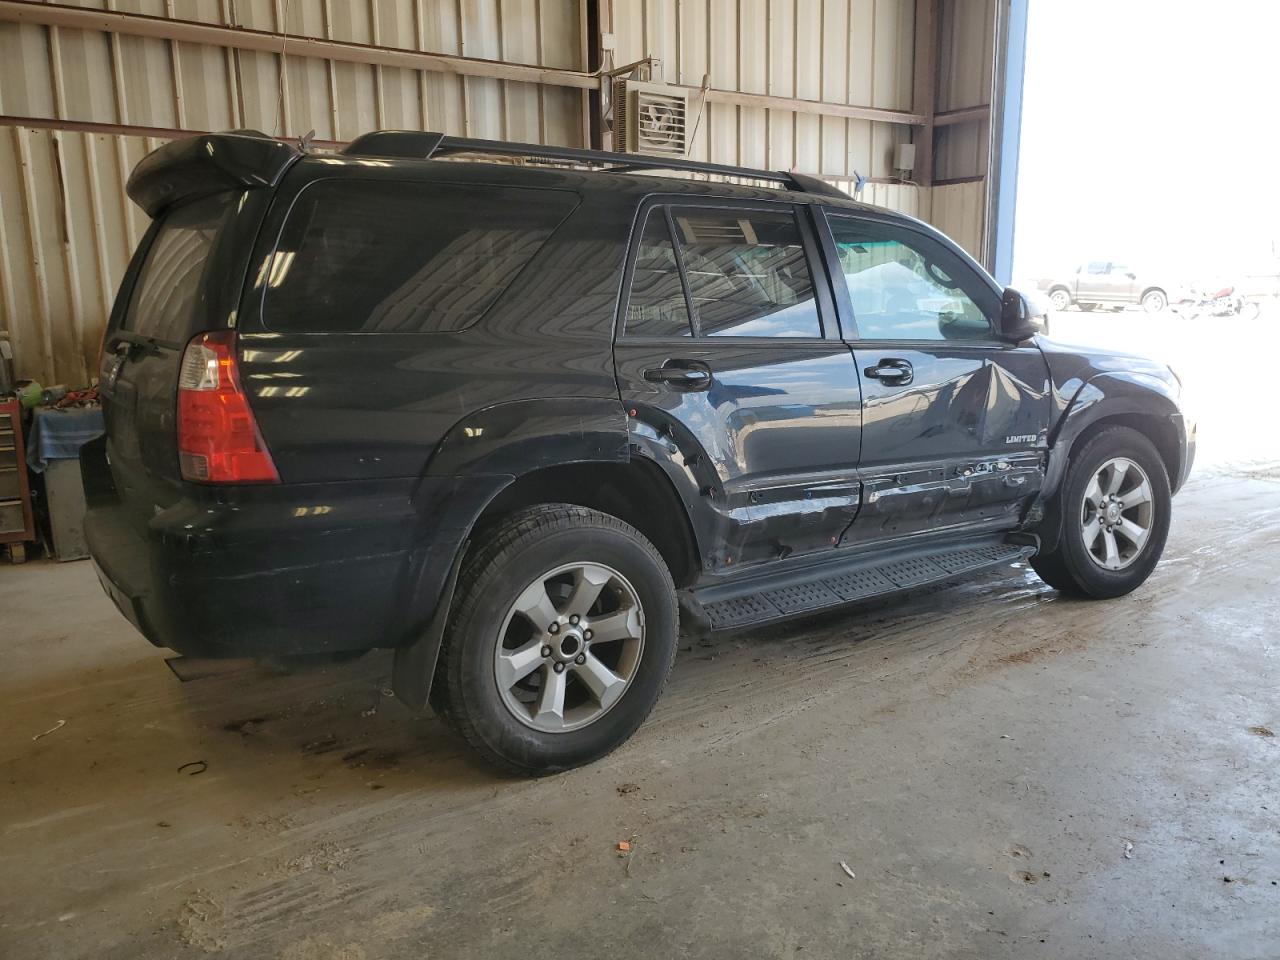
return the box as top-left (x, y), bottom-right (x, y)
top-left (85, 131), bottom-right (1195, 773)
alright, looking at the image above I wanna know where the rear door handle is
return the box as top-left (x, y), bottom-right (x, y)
top-left (643, 359), bottom-right (713, 392)
top-left (864, 358), bottom-right (914, 385)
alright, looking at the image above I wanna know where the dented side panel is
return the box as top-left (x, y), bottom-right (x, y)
top-left (844, 346), bottom-right (1053, 543)
top-left (616, 342), bottom-right (864, 572)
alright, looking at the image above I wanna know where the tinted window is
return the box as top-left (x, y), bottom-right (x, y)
top-left (125, 192), bottom-right (237, 341)
top-left (670, 208), bottom-right (822, 338)
top-left (827, 217), bottom-right (993, 341)
top-left (265, 180), bottom-right (577, 333)
top-left (625, 209), bottom-right (692, 337)
top-left (1086, 261), bottom-right (1108, 275)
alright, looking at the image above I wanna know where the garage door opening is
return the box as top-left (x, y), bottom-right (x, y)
top-left (1009, 0), bottom-right (1280, 469)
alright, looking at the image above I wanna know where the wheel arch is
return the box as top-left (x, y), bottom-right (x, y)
top-left (393, 398), bottom-right (701, 713)
top-left (1032, 373), bottom-right (1187, 552)
top-left (1139, 286), bottom-right (1167, 303)
top-left (1065, 413), bottom-right (1179, 489)
top-left (472, 458), bottom-right (702, 589)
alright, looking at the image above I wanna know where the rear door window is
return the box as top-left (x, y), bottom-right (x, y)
top-left (670, 208), bottom-right (823, 338)
top-left (124, 192), bottom-right (239, 342)
top-left (264, 180), bottom-right (578, 333)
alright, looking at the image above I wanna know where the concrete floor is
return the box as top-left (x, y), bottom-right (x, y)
top-left (2, 308), bottom-right (1279, 959)
top-left (2, 464), bottom-right (1278, 959)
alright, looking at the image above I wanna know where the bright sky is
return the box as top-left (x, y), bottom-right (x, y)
top-left (1013, 1), bottom-right (1280, 282)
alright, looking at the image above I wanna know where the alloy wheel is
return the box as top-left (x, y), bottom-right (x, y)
top-left (1079, 457), bottom-right (1155, 570)
top-left (493, 562), bottom-right (645, 733)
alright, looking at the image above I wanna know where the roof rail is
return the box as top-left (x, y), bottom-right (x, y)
top-left (341, 131), bottom-right (848, 199)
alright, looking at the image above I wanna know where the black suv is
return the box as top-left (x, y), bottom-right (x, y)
top-left (85, 131), bottom-right (1195, 773)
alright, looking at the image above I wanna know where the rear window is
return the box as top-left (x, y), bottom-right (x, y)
top-left (263, 180), bottom-right (578, 333)
top-left (124, 192), bottom-right (238, 341)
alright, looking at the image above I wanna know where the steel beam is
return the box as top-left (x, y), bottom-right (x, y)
top-left (988, 0), bottom-right (1029, 284)
top-left (935, 105), bottom-right (992, 127)
top-left (912, 0), bottom-right (939, 185)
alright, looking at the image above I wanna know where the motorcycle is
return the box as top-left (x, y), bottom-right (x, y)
top-left (1173, 285), bottom-right (1260, 322)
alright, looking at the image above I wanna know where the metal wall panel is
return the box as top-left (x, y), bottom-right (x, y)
top-left (928, 179), bottom-right (984, 260)
top-left (0, 1), bottom-right (586, 141)
top-left (0, 126), bottom-right (155, 387)
top-left (822, 178), bottom-right (929, 222)
top-left (609, 0), bottom-right (918, 182)
top-left (0, 1), bottom-right (996, 385)
top-left (935, 0), bottom-right (993, 179)
top-left (0, 2), bottom-right (586, 384)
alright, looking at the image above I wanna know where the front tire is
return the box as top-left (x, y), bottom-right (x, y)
top-left (1049, 288), bottom-right (1072, 311)
top-left (436, 504), bottom-right (678, 774)
top-left (1031, 426), bottom-right (1171, 599)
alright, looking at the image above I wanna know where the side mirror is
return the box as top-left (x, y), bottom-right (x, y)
top-left (999, 287), bottom-right (1050, 341)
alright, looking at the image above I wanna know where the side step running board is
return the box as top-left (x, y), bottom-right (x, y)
top-left (694, 539), bottom-right (1035, 632)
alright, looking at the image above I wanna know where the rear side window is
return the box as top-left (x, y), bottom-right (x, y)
top-left (624, 209), bottom-right (692, 337)
top-left (125, 192), bottom-right (238, 341)
top-left (264, 180), bottom-right (577, 333)
top-left (670, 208), bottom-right (822, 338)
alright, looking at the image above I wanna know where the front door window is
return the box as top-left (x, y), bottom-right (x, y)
top-left (826, 219), bottom-right (995, 341)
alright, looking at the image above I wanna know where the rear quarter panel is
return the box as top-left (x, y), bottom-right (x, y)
top-left (236, 160), bottom-right (630, 484)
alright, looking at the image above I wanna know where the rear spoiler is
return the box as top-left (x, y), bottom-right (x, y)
top-left (127, 131), bottom-right (302, 218)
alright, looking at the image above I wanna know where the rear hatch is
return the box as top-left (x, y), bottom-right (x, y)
top-left (90, 133), bottom-right (299, 522)
top-left (99, 192), bottom-right (242, 516)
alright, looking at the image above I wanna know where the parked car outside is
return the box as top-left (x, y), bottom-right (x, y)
top-left (1036, 261), bottom-right (1184, 313)
top-left (84, 131), bottom-right (1196, 773)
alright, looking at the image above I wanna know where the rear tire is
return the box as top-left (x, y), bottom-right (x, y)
top-left (1031, 426), bottom-right (1171, 599)
top-left (436, 504), bottom-right (678, 775)
top-left (1141, 289), bottom-right (1168, 313)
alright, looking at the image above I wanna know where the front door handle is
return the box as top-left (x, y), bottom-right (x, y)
top-left (643, 359), bottom-right (713, 392)
top-left (864, 358), bottom-right (914, 386)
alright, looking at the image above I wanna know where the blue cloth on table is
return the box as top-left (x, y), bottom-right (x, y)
top-left (25, 406), bottom-right (105, 472)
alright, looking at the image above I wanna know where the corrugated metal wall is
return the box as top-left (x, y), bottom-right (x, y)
top-left (609, 0), bottom-right (916, 181)
top-left (0, 1), bottom-right (586, 141)
top-left (0, 0), bottom-right (999, 386)
top-left (0, 128), bottom-right (159, 389)
top-left (0, 0), bottom-right (587, 386)
top-left (932, 0), bottom-right (996, 260)
top-left (928, 179), bottom-right (985, 260)
top-left (936, 0), bottom-right (993, 179)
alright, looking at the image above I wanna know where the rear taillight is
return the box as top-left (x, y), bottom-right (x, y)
top-left (177, 331), bottom-right (279, 484)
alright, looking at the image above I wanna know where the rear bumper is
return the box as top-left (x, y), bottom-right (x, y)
top-left (85, 475), bottom-right (507, 658)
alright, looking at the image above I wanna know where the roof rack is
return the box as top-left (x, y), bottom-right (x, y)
top-left (341, 131), bottom-right (848, 199)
